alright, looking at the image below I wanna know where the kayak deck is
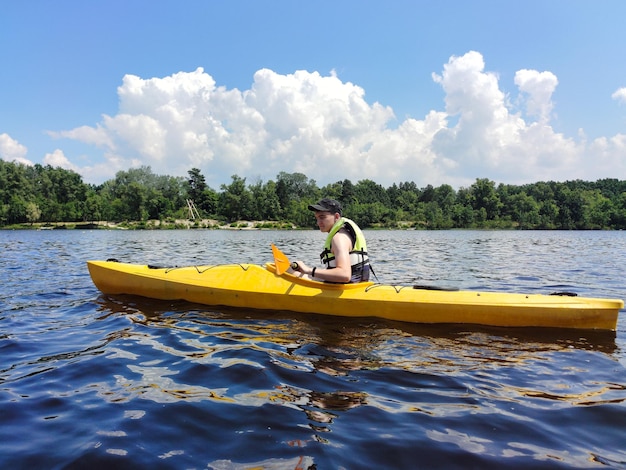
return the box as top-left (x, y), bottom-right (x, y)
top-left (87, 260), bottom-right (623, 330)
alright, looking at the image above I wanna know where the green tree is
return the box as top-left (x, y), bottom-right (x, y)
top-left (0, 161), bottom-right (31, 206)
top-left (275, 172), bottom-right (320, 222)
top-left (424, 202), bottom-right (447, 229)
top-left (25, 202), bottom-right (41, 225)
top-left (452, 203), bottom-right (474, 227)
top-left (186, 168), bottom-right (218, 215)
top-left (554, 185), bottom-right (583, 229)
top-left (537, 200), bottom-right (559, 229)
top-left (612, 192), bottom-right (626, 229)
top-left (84, 189), bottom-right (103, 222)
top-left (250, 179), bottom-right (281, 220)
top-left (582, 189), bottom-right (613, 229)
top-left (219, 175), bottom-right (253, 222)
top-left (340, 179), bottom-right (356, 206)
top-left (276, 172), bottom-right (318, 211)
top-left (187, 168), bottom-right (207, 201)
top-left (7, 195), bottom-right (27, 224)
top-left (318, 181), bottom-right (344, 202)
top-left (509, 191), bottom-right (540, 229)
top-left (419, 184), bottom-right (435, 203)
top-left (124, 182), bottom-right (147, 221)
top-left (354, 179), bottom-right (390, 206)
top-left (348, 201), bottom-right (387, 227)
top-left (469, 178), bottom-right (502, 221)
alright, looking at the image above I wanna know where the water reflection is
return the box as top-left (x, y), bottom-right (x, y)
top-left (207, 455), bottom-right (316, 470)
top-left (2, 229), bottom-right (625, 468)
top-left (92, 295), bottom-right (622, 431)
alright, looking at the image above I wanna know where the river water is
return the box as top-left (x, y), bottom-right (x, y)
top-left (1, 229), bottom-right (625, 469)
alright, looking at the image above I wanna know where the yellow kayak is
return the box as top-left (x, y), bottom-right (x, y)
top-left (87, 259), bottom-right (623, 330)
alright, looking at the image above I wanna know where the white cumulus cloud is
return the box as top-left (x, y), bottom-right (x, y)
top-left (514, 69), bottom-right (558, 123)
top-left (0, 133), bottom-right (32, 165)
top-left (612, 87), bottom-right (626, 104)
top-left (43, 149), bottom-right (78, 172)
top-left (430, 52), bottom-right (586, 183)
top-left (49, 52), bottom-right (626, 187)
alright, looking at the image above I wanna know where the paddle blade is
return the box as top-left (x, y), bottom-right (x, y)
top-left (271, 244), bottom-right (292, 275)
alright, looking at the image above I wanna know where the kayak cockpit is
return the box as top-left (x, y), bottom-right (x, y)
top-left (264, 262), bottom-right (375, 290)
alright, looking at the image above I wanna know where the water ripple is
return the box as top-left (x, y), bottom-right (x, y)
top-left (1, 229), bottom-right (625, 468)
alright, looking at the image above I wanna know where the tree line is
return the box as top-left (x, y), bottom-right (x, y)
top-left (2, 159), bottom-right (626, 230)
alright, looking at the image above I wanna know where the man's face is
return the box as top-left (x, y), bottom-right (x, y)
top-left (314, 211), bottom-right (338, 232)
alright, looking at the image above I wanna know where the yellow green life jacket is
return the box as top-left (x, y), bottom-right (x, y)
top-left (320, 217), bottom-right (370, 282)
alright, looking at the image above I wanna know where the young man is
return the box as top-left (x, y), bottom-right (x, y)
top-left (293, 198), bottom-right (371, 283)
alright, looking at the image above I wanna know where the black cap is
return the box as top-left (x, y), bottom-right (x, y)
top-left (308, 198), bottom-right (342, 214)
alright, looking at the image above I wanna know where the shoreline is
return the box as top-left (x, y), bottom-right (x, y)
top-left (3, 219), bottom-right (300, 231)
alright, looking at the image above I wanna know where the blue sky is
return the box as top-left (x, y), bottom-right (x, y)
top-left (1, 0), bottom-right (625, 189)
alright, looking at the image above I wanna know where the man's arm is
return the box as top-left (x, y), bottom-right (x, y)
top-left (293, 232), bottom-right (353, 282)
